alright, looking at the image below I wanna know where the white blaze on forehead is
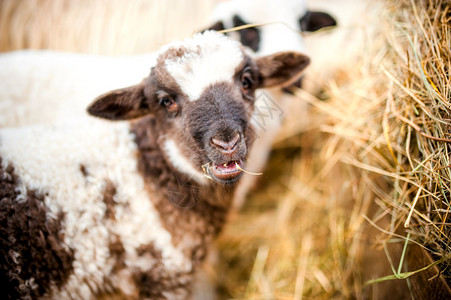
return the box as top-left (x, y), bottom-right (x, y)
top-left (162, 31), bottom-right (244, 101)
top-left (163, 139), bottom-right (207, 185)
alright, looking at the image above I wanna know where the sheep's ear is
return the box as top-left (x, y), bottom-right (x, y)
top-left (202, 20), bottom-right (226, 32)
top-left (256, 52), bottom-right (310, 88)
top-left (299, 11), bottom-right (337, 32)
top-left (87, 83), bottom-right (151, 120)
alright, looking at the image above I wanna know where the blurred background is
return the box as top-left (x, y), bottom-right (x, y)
top-left (1, 0), bottom-right (450, 299)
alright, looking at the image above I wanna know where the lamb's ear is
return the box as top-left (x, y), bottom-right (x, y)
top-left (87, 83), bottom-right (151, 120)
top-left (299, 11), bottom-right (337, 32)
top-left (199, 20), bottom-right (226, 33)
top-left (256, 52), bottom-right (310, 88)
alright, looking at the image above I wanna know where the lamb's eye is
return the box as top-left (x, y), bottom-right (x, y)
top-left (241, 73), bottom-right (253, 91)
top-left (159, 95), bottom-right (177, 112)
top-left (161, 97), bottom-right (172, 107)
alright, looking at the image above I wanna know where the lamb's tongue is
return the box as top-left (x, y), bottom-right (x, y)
top-left (217, 161), bottom-right (237, 171)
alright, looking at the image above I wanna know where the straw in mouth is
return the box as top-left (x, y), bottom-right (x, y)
top-left (201, 160), bottom-right (262, 182)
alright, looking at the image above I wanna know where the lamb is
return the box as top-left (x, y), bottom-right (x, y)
top-left (0, 31), bottom-right (309, 299)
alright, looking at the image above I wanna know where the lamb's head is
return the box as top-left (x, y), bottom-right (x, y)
top-left (87, 31), bottom-right (309, 185)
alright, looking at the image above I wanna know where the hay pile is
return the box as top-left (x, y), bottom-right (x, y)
top-left (379, 0), bottom-right (451, 265)
top-left (339, 0), bottom-right (451, 284)
top-left (216, 0), bottom-right (450, 298)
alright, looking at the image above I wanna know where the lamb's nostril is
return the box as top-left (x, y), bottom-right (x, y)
top-left (211, 133), bottom-right (240, 154)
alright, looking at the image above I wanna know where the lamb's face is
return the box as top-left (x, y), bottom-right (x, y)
top-left (144, 34), bottom-right (259, 184)
top-left (88, 31), bottom-right (310, 185)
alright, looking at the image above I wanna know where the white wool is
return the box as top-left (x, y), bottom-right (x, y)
top-left (163, 139), bottom-right (207, 185)
top-left (0, 118), bottom-right (189, 297)
top-left (163, 31), bottom-right (244, 101)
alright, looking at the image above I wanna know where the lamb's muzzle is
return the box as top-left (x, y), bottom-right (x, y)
top-left (211, 133), bottom-right (240, 155)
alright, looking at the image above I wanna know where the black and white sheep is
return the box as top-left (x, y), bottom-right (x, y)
top-left (0, 31), bottom-right (309, 299)
top-left (208, 0), bottom-right (336, 56)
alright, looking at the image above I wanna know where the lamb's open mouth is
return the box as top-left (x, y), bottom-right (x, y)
top-left (203, 160), bottom-right (244, 183)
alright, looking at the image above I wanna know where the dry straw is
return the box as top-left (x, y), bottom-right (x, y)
top-left (359, 0), bottom-right (451, 282)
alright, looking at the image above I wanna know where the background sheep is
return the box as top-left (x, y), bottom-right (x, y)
top-left (0, 31), bottom-right (309, 299)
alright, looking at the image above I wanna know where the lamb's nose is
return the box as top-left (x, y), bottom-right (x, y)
top-left (211, 133), bottom-right (240, 155)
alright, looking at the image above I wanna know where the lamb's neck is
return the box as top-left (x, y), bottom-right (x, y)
top-left (130, 117), bottom-right (234, 264)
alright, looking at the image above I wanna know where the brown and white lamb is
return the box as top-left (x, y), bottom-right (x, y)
top-left (0, 31), bottom-right (309, 299)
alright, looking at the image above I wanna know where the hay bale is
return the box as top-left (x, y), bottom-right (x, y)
top-left (336, 0), bottom-right (451, 286)
top-left (365, 0), bottom-right (451, 295)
